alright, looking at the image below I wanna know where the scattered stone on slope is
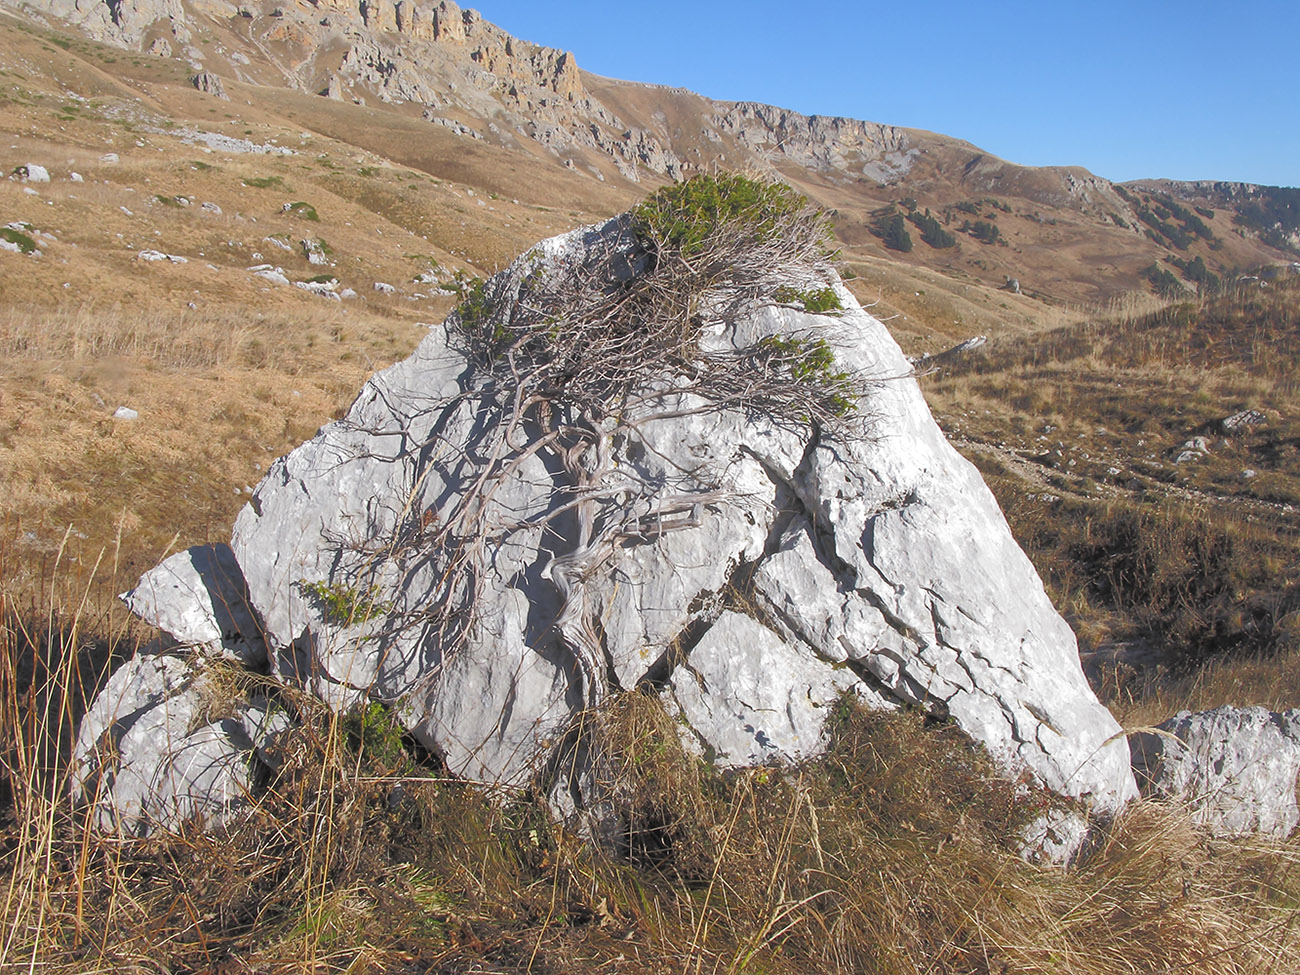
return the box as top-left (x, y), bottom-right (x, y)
top-left (1219, 409), bottom-right (1267, 435)
top-left (908, 335), bottom-right (987, 367)
top-left (94, 211), bottom-right (1136, 853)
top-left (300, 238), bottom-right (329, 265)
top-left (1171, 436), bottom-right (1211, 464)
top-left (1130, 706), bottom-right (1300, 838)
top-left (11, 163), bottom-right (50, 182)
top-left (191, 71), bottom-right (228, 99)
top-left (248, 263), bottom-right (289, 286)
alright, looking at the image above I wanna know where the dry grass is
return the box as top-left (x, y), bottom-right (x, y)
top-left (0, 299), bottom-right (425, 600)
top-left (921, 279), bottom-right (1300, 683)
top-left (4, 565), bottom-right (1300, 975)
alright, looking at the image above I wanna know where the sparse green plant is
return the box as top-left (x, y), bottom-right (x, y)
top-left (341, 700), bottom-right (412, 774)
top-left (0, 227), bottom-right (37, 253)
top-left (296, 578), bottom-right (393, 625)
top-left (241, 174), bottom-right (283, 188)
top-left (283, 201), bottom-right (320, 221)
top-left (771, 283), bottom-right (843, 313)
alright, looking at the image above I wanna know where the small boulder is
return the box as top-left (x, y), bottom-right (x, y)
top-left (71, 653), bottom-right (288, 835)
top-left (248, 264), bottom-right (290, 286)
top-left (1171, 436), bottom-right (1210, 464)
top-left (12, 164), bottom-right (50, 183)
top-left (1220, 409), bottom-right (1267, 435)
top-left (1130, 706), bottom-right (1300, 838)
top-left (137, 250), bottom-right (188, 264)
top-left (113, 406), bottom-right (139, 420)
top-left (300, 238), bottom-right (328, 265)
top-left (191, 72), bottom-right (229, 100)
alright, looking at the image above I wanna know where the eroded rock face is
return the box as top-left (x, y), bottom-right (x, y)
top-left (92, 215), bottom-right (1136, 844)
top-left (1131, 706), bottom-right (1300, 838)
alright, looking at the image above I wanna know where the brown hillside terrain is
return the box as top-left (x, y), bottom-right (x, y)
top-left (4, 4), bottom-right (1300, 974)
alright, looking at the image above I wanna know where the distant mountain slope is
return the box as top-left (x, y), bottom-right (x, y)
top-left (2, 0), bottom-right (1296, 308)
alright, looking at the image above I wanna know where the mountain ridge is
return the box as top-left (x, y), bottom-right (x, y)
top-left (1, 0), bottom-right (1296, 313)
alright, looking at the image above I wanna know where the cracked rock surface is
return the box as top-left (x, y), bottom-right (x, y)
top-left (84, 216), bottom-right (1137, 843)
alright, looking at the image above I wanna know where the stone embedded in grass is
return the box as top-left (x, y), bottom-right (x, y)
top-left (11, 163), bottom-right (50, 182)
top-left (301, 237), bottom-right (329, 264)
top-left (248, 264), bottom-right (290, 286)
top-left (1131, 706), bottom-right (1300, 838)
top-left (71, 653), bottom-right (289, 836)
top-left (112, 406), bottom-right (139, 420)
top-left (1219, 409), bottom-right (1267, 435)
top-left (1171, 436), bottom-right (1211, 464)
top-left (282, 201), bottom-right (320, 221)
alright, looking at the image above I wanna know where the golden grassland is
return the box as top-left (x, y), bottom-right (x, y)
top-left (922, 278), bottom-right (1300, 713)
top-left (4, 11), bottom-right (1300, 970)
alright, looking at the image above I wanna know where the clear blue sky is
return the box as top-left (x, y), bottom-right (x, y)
top-left (474, 0), bottom-right (1299, 188)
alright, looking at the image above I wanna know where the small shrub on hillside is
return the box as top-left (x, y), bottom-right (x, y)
top-left (241, 175), bottom-right (283, 188)
top-left (630, 171), bottom-right (834, 261)
top-left (871, 207), bottom-right (913, 252)
top-left (0, 227), bottom-right (37, 253)
top-left (907, 208), bottom-right (957, 248)
top-left (965, 219), bottom-right (1001, 244)
top-left (282, 201), bottom-right (320, 221)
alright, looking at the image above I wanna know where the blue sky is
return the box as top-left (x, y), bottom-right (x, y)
top-left (474, 0), bottom-right (1299, 188)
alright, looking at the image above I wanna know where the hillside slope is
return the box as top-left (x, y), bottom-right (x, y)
top-left (2, 0), bottom-right (1295, 313)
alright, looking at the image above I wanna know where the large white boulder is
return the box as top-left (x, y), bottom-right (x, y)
top-left (93, 214), bottom-right (1137, 842)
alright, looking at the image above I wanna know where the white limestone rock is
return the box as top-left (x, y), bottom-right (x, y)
top-left (13, 163), bottom-right (50, 182)
top-left (71, 654), bottom-right (287, 835)
top-left (667, 611), bottom-right (864, 766)
top-left (96, 213), bottom-right (1137, 849)
top-left (1131, 706), bottom-right (1300, 838)
top-left (121, 544), bottom-right (265, 666)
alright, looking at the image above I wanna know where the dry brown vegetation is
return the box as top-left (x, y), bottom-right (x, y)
top-left (4, 7), bottom-right (1300, 971)
top-left (923, 278), bottom-right (1300, 717)
top-left (6, 575), bottom-right (1300, 975)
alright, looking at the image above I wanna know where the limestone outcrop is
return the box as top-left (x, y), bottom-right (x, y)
top-left (76, 209), bottom-right (1138, 844)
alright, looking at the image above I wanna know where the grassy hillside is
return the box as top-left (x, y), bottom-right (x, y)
top-left (3, 6), bottom-right (1300, 972)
